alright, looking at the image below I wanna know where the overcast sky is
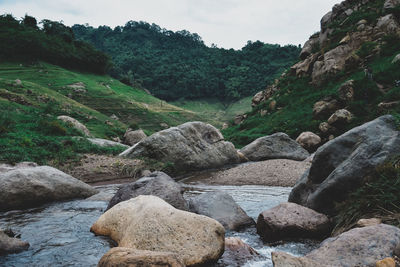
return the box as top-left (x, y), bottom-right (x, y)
top-left (0, 0), bottom-right (340, 49)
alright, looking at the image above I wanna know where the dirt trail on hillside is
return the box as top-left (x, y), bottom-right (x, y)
top-left (181, 159), bottom-right (311, 187)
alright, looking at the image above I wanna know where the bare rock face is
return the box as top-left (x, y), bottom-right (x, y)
top-left (218, 237), bottom-right (261, 267)
top-left (0, 231), bottom-right (29, 255)
top-left (91, 195), bottom-right (225, 266)
top-left (240, 133), bottom-right (310, 162)
top-left (57, 115), bottom-right (91, 137)
top-left (98, 247), bottom-right (185, 267)
top-left (256, 202), bottom-right (331, 242)
top-left (338, 80), bottom-right (355, 102)
top-left (327, 109), bottom-right (353, 127)
top-left (123, 129), bottom-right (147, 146)
top-left (313, 99), bottom-right (340, 119)
top-left (119, 122), bottom-right (240, 174)
top-left (291, 53), bottom-right (319, 77)
top-left (107, 171), bottom-right (188, 211)
top-left (188, 191), bottom-right (254, 231)
top-left (296, 132), bottom-right (321, 151)
top-left (300, 36), bottom-right (319, 60)
top-left (376, 14), bottom-right (400, 36)
top-left (252, 91), bottom-right (266, 107)
top-left (0, 165), bottom-right (98, 212)
top-left (289, 115), bottom-right (400, 215)
top-left (312, 44), bottom-right (353, 84)
top-left (272, 224), bottom-right (400, 267)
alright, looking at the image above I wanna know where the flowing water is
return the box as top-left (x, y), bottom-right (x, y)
top-left (0, 182), bottom-right (318, 267)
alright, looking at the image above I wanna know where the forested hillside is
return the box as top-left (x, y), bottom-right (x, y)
top-left (0, 14), bottom-right (111, 74)
top-left (72, 22), bottom-right (301, 101)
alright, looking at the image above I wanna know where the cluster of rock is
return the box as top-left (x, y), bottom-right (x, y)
top-left (294, 0), bottom-right (400, 85)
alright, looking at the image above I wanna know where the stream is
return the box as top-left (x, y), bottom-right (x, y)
top-left (0, 182), bottom-right (318, 267)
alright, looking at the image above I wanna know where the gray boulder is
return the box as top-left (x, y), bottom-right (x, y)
top-left (0, 165), bottom-right (98, 211)
top-left (0, 230), bottom-right (29, 255)
top-left (107, 171), bottom-right (188, 211)
top-left (119, 122), bottom-right (240, 173)
top-left (189, 191), bottom-right (254, 231)
top-left (289, 115), bottom-right (400, 215)
top-left (256, 202), bottom-right (331, 242)
top-left (123, 129), bottom-right (147, 146)
top-left (239, 133), bottom-right (310, 162)
top-left (272, 224), bottom-right (400, 267)
top-left (87, 138), bottom-right (129, 149)
top-left (218, 237), bottom-right (261, 267)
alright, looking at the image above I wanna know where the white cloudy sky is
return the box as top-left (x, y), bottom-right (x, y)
top-left (0, 0), bottom-right (340, 49)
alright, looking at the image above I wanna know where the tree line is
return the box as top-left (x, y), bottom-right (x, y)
top-left (72, 21), bottom-right (301, 101)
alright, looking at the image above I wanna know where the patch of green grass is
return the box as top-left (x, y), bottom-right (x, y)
top-left (333, 157), bottom-right (400, 235)
top-left (171, 97), bottom-right (252, 127)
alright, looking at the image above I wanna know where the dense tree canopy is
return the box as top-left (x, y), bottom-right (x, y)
top-left (0, 14), bottom-right (111, 74)
top-left (73, 21), bottom-right (301, 101)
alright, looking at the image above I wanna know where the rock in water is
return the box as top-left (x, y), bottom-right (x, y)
top-left (0, 230), bottom-right (29, 255)
top-left (289, 115), bottom-right (400, 215)
top-left (239, 133), bottom-right (310, 162)
top-left (188, 191), bottom-right (254, 231)
top-left (272, 224), bottom-right (400, 267)
top-left (219, 237), bottom-right (260, 266)
top-left (98, 247), bottom-right (185, 267)
top-left (0, 165), bottom-right (98, 211)
top-left (119, 122), bottom-right (240, 173)
top-left (107, 171), bottom-right (188, 211)
top-left (91, 195), bottom-right (225, 266)
top-left (256, 202), bottom-right (331, 242)
top-left (57, 115), bottom-right (91, 137)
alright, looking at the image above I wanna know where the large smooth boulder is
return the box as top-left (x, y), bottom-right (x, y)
top-left (313, 99), bottom-right (340, 119)
top-left (218, 237), bottom-right (260, 267)
top-left (91, 195), bottom-right (225, 266)
top-left (0, 165), bottom-right (98, 211)
top-left (107, 171), bottom-right (188, 211)
top-left (0, 231), bottom-right (29, 255)
top-left (272, 224), bottom-right (400, 267)
top-left (123, 129), bottom-right (147, 146)
top-left (256, 202), bottom-right (331, 242)
top-left (188, 191), bottom-right (254, 231)
top-left (289, 115), bottom-right (400, 215)
top-left (57, 115), bottom-right (91, 137)
top-left (87, 138), bottom-right (129, 149)
top-left (119, 122), bottom-right (240, 173)
top-left (239, 133), bottom-right (310, 162)
top-left (98, 247), bottom-right (185, 267)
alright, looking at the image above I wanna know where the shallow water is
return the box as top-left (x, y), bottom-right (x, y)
top-left (0, 183), bottom-right (318, 267)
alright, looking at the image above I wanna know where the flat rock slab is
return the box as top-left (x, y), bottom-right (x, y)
top-left (189, 191), bottom-right (254, 231)
top-left (257, 202), bottom-right (331, 242)
top-left (91, 195), bottom-right (225, 266)
top-left (182, 159), bottom-right (311, 187)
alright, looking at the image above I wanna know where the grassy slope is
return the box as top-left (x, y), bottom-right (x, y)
top-left (0, 62), bottom-right (200, 164)
top-left (171, 97), bottom-right (252, 127)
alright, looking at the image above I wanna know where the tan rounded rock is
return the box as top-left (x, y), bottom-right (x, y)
top-left (327, 109), bottom-right (353, 127)
top-left (123, 129), bottom-right (147, 146)
top-left (57, 115), bottom-right (91, 137)
top-left (296, 132), bottom-right (321, 151)
top-left (376, 257), bottom-right (396, 267)
top-left (98, 247), bottom-right (185, 267)
top-left (91, 195), bottom-right (225, 266)
top-left (356, 218), bottom-right (382, 228)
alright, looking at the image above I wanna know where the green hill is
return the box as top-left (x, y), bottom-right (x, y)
top-left (223, 0), bottom-right (400, 148)
top-left (0, 62), bottom-right (200, 165)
